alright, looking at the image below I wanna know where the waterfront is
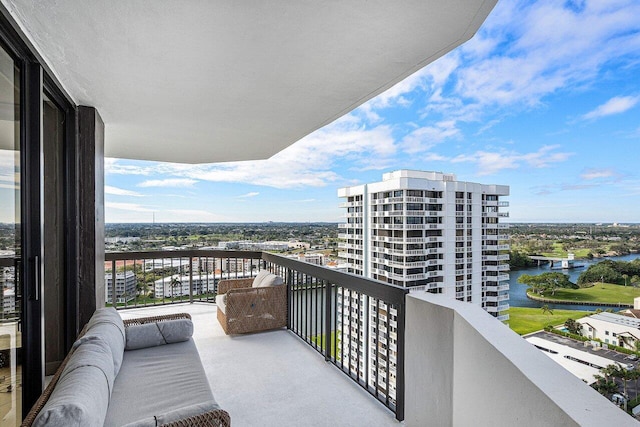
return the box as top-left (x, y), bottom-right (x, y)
top-left (508, 253), bottom-right (640, 311)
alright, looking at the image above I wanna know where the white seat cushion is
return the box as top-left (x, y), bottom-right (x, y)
top-left (255, 274), bottom-right (284, 288)
top-left (215, 294), bottom-right (226, 314)
top-left (251, 270), bottom-right (272, 287)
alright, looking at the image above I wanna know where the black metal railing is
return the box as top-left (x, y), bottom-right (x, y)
top-left (105, 249), bottom-right (408, 420)
top-left (262, 252), bottom-right (408, 421)
top-left (104, 250), bottom-right (263, 308)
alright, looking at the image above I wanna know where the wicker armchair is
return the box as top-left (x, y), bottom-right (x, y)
top-left (216, 278), bottom-right (287, 335)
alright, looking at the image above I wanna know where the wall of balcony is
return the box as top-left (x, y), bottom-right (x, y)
top-left (404, 293), bottom-right (631, 426)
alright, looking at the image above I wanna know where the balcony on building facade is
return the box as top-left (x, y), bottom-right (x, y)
top-left (484, 303), bottom-right (509, 313)
top-left (485, 294), bottom-right (509, 303)
top-left (485, 283), bottom-right (511, 292)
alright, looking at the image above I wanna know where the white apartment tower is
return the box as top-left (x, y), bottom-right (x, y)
top-left (338, 170), bottom-right (510, 316)
top-left (337, 170), bottom-right (510, 399)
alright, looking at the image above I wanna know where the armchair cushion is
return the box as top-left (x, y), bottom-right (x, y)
top-left (251, 269), bottom-right (272, 287)
top-left (215, 294), bottom-right (227, 314)
top-left (254, 273), bottom-right (284, 288)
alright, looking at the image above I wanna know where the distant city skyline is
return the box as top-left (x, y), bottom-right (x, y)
top-left (103, 1), bottom-right (640, 224)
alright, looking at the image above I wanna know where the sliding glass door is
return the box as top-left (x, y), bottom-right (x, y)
top-left (0, 41), bottom-right (22, 427)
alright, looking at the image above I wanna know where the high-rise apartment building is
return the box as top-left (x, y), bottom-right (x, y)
top-left (337, 170), bottom-right (510, 400)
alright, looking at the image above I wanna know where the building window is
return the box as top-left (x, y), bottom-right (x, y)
top-left (605, 331), bottom-right (609, 336)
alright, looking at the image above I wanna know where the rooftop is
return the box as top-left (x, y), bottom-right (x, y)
top-left (118, 303), bottom-right (398, 427)
top-left (588, 312), bottom-right (640, 328)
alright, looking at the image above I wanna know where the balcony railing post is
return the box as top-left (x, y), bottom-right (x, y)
top-left (286, 268), bottom-right (293, 330)
top-left (189, 256), bottom-right (194, 304)
top-left (395, 298), bottom-right (406, 422)
top-left (324, 280), bottom-right (332, 362)
top-left (111, 260), bottom-right (116, 306)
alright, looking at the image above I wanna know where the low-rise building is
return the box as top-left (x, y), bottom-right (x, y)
top-left (577, 312), bottom-right (640, 350)
top-left (154, 274), bottom-right (216, 298)
top-left (105, 271), bottom-right (137, 304)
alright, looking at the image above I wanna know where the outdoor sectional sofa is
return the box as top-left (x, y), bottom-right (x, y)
top-left (22, 308), bottom-right (230, 427)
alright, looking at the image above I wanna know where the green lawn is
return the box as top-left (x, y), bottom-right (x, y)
top-left (310, 331), bottom-right (340, 359)
top-left (541, 243), bottom-right (592, 258)
top-left (509, 307), bottom-right (591, 335)
top-left (528, 282), bottom-right (640, 304)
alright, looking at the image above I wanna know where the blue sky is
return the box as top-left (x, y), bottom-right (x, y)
top-left (104, 0), bottom-right (640, 224)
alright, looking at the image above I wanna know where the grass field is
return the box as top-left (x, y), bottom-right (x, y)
top-left (527, 282), bottom-right (640, 304)
top-left (541, 243), bottom-right (592, 258)
top-left (508, 307), bottom-right (591, 335)
top-left (310, 331), bottom-right (340, 359)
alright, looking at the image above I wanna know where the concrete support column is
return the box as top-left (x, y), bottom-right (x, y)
top-left (77, 106), bottom-right (105, 327)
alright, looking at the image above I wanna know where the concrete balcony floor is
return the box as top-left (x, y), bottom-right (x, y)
top-left (118, 303), bottom-right (398, 427)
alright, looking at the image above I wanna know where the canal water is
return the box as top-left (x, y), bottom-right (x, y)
top-left (508, 253), bottom-right (640, 311)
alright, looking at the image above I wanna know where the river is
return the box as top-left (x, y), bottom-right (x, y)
top-left (508, 253), bottom-right (640, 311)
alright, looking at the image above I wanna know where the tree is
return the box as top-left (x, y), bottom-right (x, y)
top-left (623, 274), bottom-right (629, 287)
top-left (629, 368), bottom-right (640, 400)
top-left (564, 318), bottom-right (582, 335)
top-left (577, 262), bottom-right (622, 286)
top-left (592, 373), bottom-right (619, 397)
top-left (170, 277), bottom-right (182, 298)
top-left (518, 272), bottom-right (577, 296)
top-left (605, 364), bottom-right (634, 404)
top-left (509, 250), bottom-right (536, 268)
top-left (541, 304), bottom-right (553, 316)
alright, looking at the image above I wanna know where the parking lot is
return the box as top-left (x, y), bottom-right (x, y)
top-left (528, 331), bottom-right (639, 368)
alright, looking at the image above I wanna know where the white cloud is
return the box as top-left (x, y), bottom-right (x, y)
top-left (424, 153), bottom-right (449, 162)
top-left (581, 168), bottom-right (616, 180)
top-left (165, 117), bottom-right (397, 189)
top-left (237, 192), bottom-right (259, 198)
top-left (137, 178), bottom-right (197, 188)
top-left (404, 0), bottom-right (640, 127)
top-left (581, 96), bottom-right (639, 120)
top-left (105, 185), bottom-right (143, 196)
top-left (450, 145), bottom-right (573, 175)
top-left (0, 150), bottom-right (19, 184)
top-left (105, 158), bottom-right (152, 175)
top-left (105, 202), bottom-right (154, 212)
top-left (400, 121), bottom-right (460, 154)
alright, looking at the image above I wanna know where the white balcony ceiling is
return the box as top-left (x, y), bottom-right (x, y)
top-left (1, 0), bottom-right (496, 164)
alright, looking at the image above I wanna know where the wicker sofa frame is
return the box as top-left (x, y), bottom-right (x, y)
top-left (21, 313), bottom-right (231, 427)
top-left (216, 278), bottom-right (287, 335)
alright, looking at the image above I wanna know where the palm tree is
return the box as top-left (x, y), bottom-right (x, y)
top-left (541, 304), bottom-right (553, 316)
top-left (170, 277), bottom-right (182, 298)
top-left (623, 274), bottom-right (629, 287)
top-left (593, 373), bottom-right (619, 396)
top-left (630, 368), bottom-right (640, 400)
top-left (606, 364), bottom-right (633, 406)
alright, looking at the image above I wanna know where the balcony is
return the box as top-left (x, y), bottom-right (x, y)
top-left (104, 249), bottom-right (632, 426)
top-left (118, 303), bottom-right (397, 426)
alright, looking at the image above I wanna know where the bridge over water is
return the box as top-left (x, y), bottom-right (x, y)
top-left (529, 254), bottom-right (579, 269)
